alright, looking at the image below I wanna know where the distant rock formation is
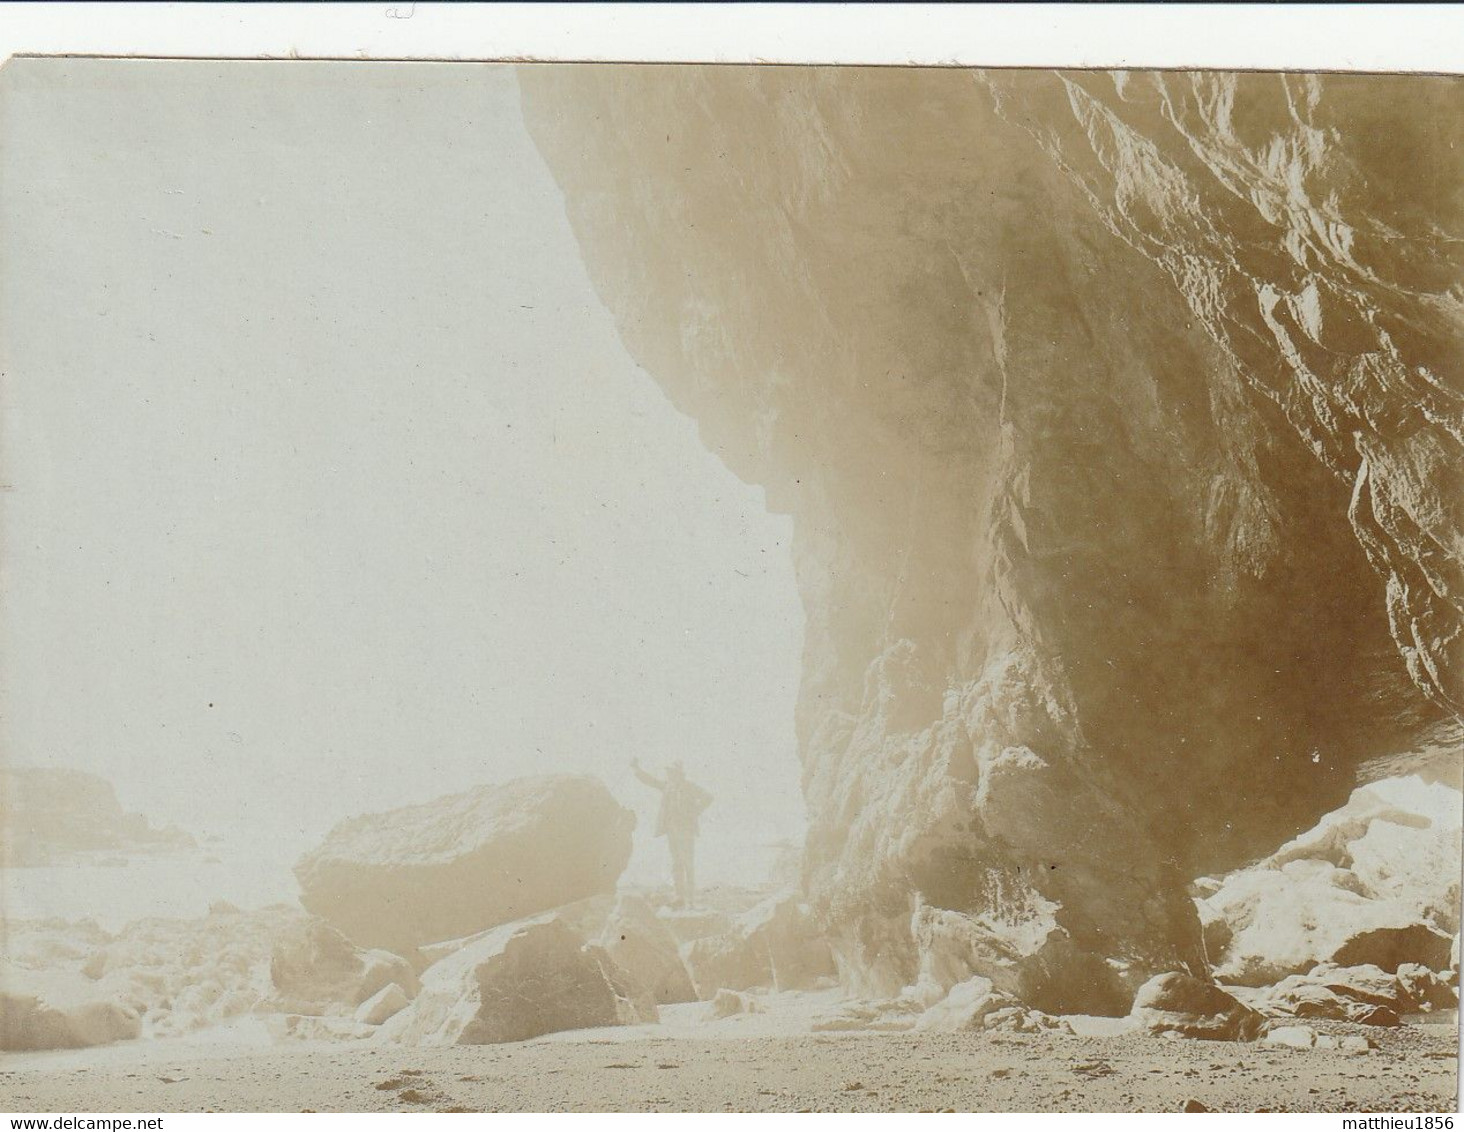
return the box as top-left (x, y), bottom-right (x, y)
top-left (294, 775), bottom-right (635, 952)
top-left (0, 767), bottom-right (195, 867)
top-left (518, 66), bottom-right (1462, 1011)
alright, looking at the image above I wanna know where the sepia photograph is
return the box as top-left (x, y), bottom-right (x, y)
top-left (0, 35), bottom-right (1460, 1116)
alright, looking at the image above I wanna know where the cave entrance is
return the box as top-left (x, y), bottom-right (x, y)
top-left (0, 62), bottom-right (810, 922)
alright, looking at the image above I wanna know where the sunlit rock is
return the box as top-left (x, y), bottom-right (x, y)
top-left (354, 982), bottom-right (412, 1026)
top-left (1200, 776), bottom-right (1460, 985)
top-left (62, 904), bottom-right (302, 1038)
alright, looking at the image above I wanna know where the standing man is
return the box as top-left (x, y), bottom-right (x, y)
top-left (631, 758), bottom-right (712, 908)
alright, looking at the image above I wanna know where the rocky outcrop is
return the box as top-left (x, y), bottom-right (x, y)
top-left (596, 894), bottom-right (698, 1005)
top-left (0, 983), bottom-right (142, 1052)
top-left (1251, 961), bottom-right (1456, 1025)
top-left (1, 767), bottom-right (195, 866)
top-left (294, 775), bottom-right (634, 952)
top-left (518, 66), bottom-right (1462, 1011)
top-left (914, 975), bottom-right (1072, 1034)
top-left (683, 892), bottom-right (837, 999)
top-left (387, 914), bottom-right (656, 1046)
top-left (268, 918), bottom-right (418, 1016)
top-left (1129, 972), bottom-right (1269, 1042)
top-left (1197, 776), bottom-right (1460, 985)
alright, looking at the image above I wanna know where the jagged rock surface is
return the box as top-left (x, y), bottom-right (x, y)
top-left (1249, 961), bottom-right (1455, 1025)
top-left (1129, 972), bottom-right (1269, 1042)
top-left (518, 66), bottom-right (1462, 1011)
top-left (683, 892), bottom-right (838, 999)
top-left (595, 894), bottom-right (698, 1005)
top-left (268, 918), bottom-right (419, 1017)
top-left (1197, 775), bottom-right (1460, 985)
top-left (387, 914), bottom-right (656, 1046)
top-left (294, 775), bottom-right (634, 952)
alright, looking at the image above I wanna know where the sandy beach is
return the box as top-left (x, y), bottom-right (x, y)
top-left (4, 1008), bottom-right (1457, 1114)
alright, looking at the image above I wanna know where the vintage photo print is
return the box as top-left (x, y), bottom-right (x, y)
top-left (1, 49), bottom-right (1459, 1114)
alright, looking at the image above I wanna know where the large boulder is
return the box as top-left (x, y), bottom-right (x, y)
top-left (595, 894), bottom-right (697, 1005)
top-left (294, 775), bottom-right (635, 952)
top-left (1129, 972), bottom-right (1269, 1042)
top-left (0, 991), bottom-right (141, 1052)
top-left (683, 892), bottom-right (837, 999)
top-left (387, 913), bottom-right (655, 1046)
top-left (268, 918), bottom-right (418, 1016)
top-left (1199, 776), bottom-right (1460, 986)
top-left (0, 954), bottom-right (144, 1048)
top-left (0, 964), bottom-right (142, 1051)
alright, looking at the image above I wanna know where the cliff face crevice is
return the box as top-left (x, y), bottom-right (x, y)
top-left (980, 71), bottom-right (1463, 718)
top-left (517, 66), bottom-right (1460, 1012)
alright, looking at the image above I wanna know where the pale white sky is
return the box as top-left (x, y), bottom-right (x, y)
top-left (0, 59), bottom-right (806, 888)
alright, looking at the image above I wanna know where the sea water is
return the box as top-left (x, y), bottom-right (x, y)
top-left (2, 838), bottom-right (302, 931)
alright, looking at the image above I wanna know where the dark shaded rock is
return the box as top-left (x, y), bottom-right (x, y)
top-left (683, 893), bottom-right (837, 998)
top-left (1130, 972), bottom-right (1268, 1042)
top-left (1332, 925), bottom-right (1454, 973)
top-left (389, 914), bottom-right (656, 1046)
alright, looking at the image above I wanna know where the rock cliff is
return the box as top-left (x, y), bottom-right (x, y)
top-left (517, 67), bottom-right (1461, 1012)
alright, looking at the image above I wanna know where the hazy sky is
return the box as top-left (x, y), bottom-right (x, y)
top-left (0, 60), bottom-right (806, 887)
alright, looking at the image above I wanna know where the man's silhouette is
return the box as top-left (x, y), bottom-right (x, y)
top-left (631, 758), bottom-right (712, 907)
